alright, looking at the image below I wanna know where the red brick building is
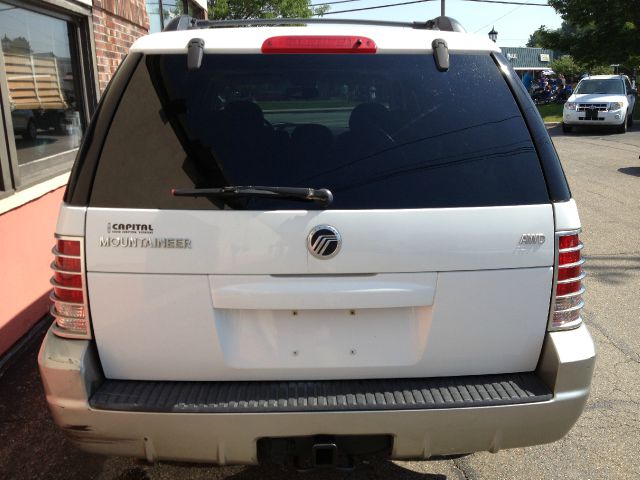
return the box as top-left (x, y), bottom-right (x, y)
top-left (0, 0), bottom-right (204, 361)
top-left (93, 0), bottom-right (150, 91)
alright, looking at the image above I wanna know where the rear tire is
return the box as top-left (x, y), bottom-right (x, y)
top-left (24, 119), bottom-right (37, 140)
top-left (562, 122), bottom-right (572, 133)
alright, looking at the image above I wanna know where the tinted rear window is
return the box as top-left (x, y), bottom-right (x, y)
top-left (90, 53), bottom-right (549, 210)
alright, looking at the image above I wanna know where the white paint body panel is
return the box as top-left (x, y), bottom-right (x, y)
top-left (82, 203), bottom-right (557, 380)
top-left (210, 273), bottom-right (437, 310)
top-left (130, 26), bottom-right (500, 56)
top-left (85, 205), bottom-right (554, 274)
top-left (55, 204), bottom-right (86, 236)
top-left (554, 199), bottom-right (581, 231)
top-left (89, 267), bottom-right (552, 380)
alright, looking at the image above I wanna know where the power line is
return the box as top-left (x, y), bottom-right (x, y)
top-left (310, 0), bottom-right (362, 7)
top-left (316, 0), bottom-right (436, 15)
top-left (314, 0), bottom-right (548, 16)
top-left (462, 0), bottom-right (548, 6)
top-left (473, 4), bottom-right (522, 33)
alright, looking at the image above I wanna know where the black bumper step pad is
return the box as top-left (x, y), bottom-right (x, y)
top-left (90, 373), bottom-right (551, 413)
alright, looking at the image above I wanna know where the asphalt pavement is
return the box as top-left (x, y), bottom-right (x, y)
top-left (1, 124), bottom-right (639, 479)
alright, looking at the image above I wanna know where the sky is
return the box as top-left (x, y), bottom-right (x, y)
top-left (323, 0), bottom-right (564, 47)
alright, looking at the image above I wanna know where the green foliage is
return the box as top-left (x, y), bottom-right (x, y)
top-left (550, 55), bottom-right (612, 82)
top-left (536, 103), bottom-right (563, 123)
top-left (526, 27), bottom-right (545, 48)
top-left (589, 64), bottom-right (615, 75)
top-left (207, 0), bottom-right (328, 20)
top-left (1, 36), bottom-right (32, 54)
top-left (549, 55), bottom-right (583, 81)
top-left (538, 0), bottom-right (640, 70)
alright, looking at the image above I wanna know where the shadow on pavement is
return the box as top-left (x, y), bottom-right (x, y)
top-left (584, 255), bottom-right (640, 286)
top-left (547, 125), bottom-right (618, 137)
top-left (0, 326), bottom-right (455, 480)
top-left (618, 167), bottom-right (640, 177)
top-left (0, 326), bottom-right (108, 480)
top-left (143, 460), bottom-right (449, 480)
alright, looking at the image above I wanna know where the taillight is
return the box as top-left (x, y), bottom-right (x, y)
top-left (550, 231), bottom-right (585, 330)
top-left (261, 36), bottom-right (377, 54)
top-left (50, 236), bottom-right (90, 339)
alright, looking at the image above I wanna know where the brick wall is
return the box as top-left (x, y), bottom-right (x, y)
top-left (92, 0), bottom-right (149, 92)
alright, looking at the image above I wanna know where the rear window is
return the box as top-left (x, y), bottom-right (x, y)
top-left (89, 53), bottom-right (549, 210)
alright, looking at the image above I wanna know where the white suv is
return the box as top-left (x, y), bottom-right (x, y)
top-left (39, 16), bottom-right (595, 469)
top-left (562, 74), bottom-right (637, 133)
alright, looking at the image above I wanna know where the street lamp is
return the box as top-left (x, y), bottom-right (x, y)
top-left (488, 26), bottom-right (498, 43)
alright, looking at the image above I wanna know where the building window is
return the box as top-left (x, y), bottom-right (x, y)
top-left (0, 1), bottom-right (88, 190)
top-left (145, 0), bottom-right (205, 33)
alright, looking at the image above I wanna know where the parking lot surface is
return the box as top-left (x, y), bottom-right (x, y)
top-left (1, 125), bottom-right (639, 480)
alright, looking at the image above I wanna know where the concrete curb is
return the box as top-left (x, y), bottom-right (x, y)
top-left (544, 122), bottom-right (561, 126)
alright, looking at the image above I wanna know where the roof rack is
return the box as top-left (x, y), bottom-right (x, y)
top-left (163, 16), bottom-right (466, 33)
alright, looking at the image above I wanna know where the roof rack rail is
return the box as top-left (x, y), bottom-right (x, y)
top-left (163, 16), bottom-right (466, 33)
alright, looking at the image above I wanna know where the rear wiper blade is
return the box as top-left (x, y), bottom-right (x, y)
top-left (171, 185), bottom-right (333, 207)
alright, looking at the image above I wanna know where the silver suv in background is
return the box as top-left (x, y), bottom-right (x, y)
top-left (39, 16), bottom-right (595, 469)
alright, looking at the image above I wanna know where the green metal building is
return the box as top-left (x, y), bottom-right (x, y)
top-left (501, 47), bottom-right (556, 78)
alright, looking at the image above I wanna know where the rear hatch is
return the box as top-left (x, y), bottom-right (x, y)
top-left (83, 33), bottom-right (554, 381)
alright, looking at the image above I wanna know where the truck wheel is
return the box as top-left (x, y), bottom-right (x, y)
top-left (562, 122), bottom-right (572, 133)
top-left (24, 119), bottom-right (37, 140)
top-left (617, 116), bottom-right (628, 134)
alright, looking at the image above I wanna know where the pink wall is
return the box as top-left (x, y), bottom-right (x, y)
top-left (0, 187), bottom-right (64, 356)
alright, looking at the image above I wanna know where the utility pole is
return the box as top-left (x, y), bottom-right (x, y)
top-left (441, 0), bottom-right (445, 16)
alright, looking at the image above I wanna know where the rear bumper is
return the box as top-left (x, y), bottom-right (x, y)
top-left (38, 324), bottom-right (595, 464)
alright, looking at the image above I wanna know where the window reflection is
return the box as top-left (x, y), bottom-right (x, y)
top-left (0, 2), bottom-right (83, 169)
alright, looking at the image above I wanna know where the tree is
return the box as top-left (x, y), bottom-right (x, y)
top-left (551, 55), bottom-right (613, 83)
top-left (1, 36), bottom-right (32, 55)
top-left (549, 55), bottom-right (583, 82)
top-left (542, 0), bottom-right (640, 70)
top-left (526, 27), bottom-right (545, 48)
top-left (208, 0), bottom-right (328, 20)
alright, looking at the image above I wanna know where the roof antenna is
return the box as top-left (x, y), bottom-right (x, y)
top-left (432, 38), bottom-right (449, 72)
top-left (187, 38), bottom-right (204, 70)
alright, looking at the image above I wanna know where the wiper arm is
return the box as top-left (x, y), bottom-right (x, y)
top-left (171, 185), bottom-right (333, 207)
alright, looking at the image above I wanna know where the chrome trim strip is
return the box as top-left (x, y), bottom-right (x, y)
top-left (549, 315), bottom-right (583, 331)
top-left (49, 291), bottom-right (84, 306)
top-left (558, 242), bottom-right (584, 254)
top-left (50, 277), bottom-right (83, 291)
top-left (557, 272), bottom-right (587, 284)
top-left (50, 310), bottom-right (92, 340)
top-left (555, 287), bottom-right (586, 299)
top-left (51, 246), bottom-right (81, 259)
top-left (553, 300), bottom-right (585, 314)
top-left (50, 261), bottom-right (81, 275)
top-left (558, 258), bottom-right (586, 269)
top-left (49, 303), bottom-right (85, 319)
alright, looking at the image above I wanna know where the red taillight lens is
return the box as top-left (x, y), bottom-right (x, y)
top-left (558, 234), bottom-right (579, 249)
top-left (55, 256), bottom-right (81, 272)
top-left (262, 36), bottom-right (377, 54)
top-left (551, 232), bottom-right (585, 330)
top-left (556, 280), bottom-right (582, 296)
top-left (54, 271), bottom-right (83, 287)
top-left (57, 239), bottom-right (81, 256)
top-left (557, 264), bottom-right (582, 281)
top-left (559, 249), bottom-right (581, 264)
top-left (50, 237), bottom-right (90, 339)
top-left (53, 287), bottom-right (83, 303)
